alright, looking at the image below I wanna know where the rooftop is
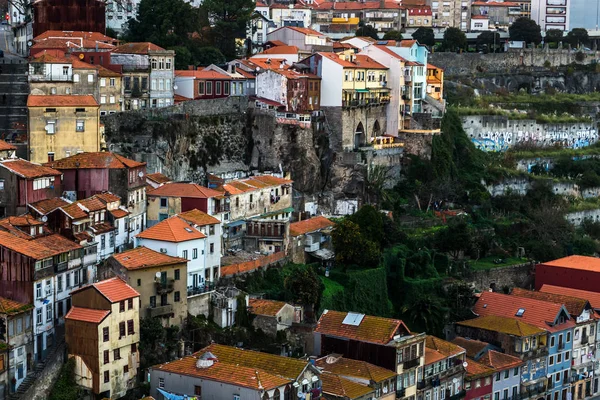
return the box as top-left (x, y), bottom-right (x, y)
top-left (478, 350), bottom-right (523, 371)
top-left (136, 216), bottom-right (206, 243)
top-left (540, 284), bottom-right (600, 310)
top-left (27, 94), bottom-right (99, 107)
top-left (0, 159), bottom-right (62, 179)
top-left (112, 42), bottom-right (167, 54)
top-left (269, 26), bottom-right (325, 37)
top-left (111, 246), bottom-right (187, 271)
top-left (29, 197), bottom-right (70, 215)
top-left (175, 69), bottom-right (232, 80)
top-left (71, 277), bottom-right (140, 303)
top-left (456, 315), bottom-right (545, 337)
top-left (147, 182), bottom-right (221, 199)
top-left (315, 355), bottom-right (397, 383)
top-left (216, 175), bottom-right (292, 196)
top-left (146, 172), bottom-right (171, 185)
top-left (0, 297), bottom-right (33, 315)
top-left (177, 209), bottom-right (221, 227)
top-left (257, 45), bottom-right (299, 55)
top-left (540, 255), bottom-right (600, 272)
top-left (33, 30), bottom-right (117, 43)
top-left (0, 140), bottom-right (16, 151)
top-left (450, 337), bottom-right (490, 359)
top-left (425, 336), bottom-right (465, 365)
top-left (321, 372), bottom-right (374, 399)
top-left (33, 234), bottom-right (83, 253)
top-left (45, 152), bottom-right (145, 169)
top-left (465, 359), bottom-right (495, 380)
top-left (248, 298), bottom-right (289, 317)
top-left (0, 230), bottom-right (59, 259)
top-left (290, 216), bottom-right (334, 237)
top-left (65, 306), bottom-right (110, 324)
top-left (511, 287), bottom-right (591, 318)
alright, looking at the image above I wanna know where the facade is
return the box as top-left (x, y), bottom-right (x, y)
top-left (315, 310), bottom-right (426, 400)
top-left (536, 256), bottom-right (600, 293)
top-left (270, 4), bottom-right (312, 29)
top-left (288, 215), bottom-right (335, 264)
top-left (0, 158), bottom-right (63, 217)
top-left (66, 277), bottom-right (140, 399)
top-left (248, 298), bottom-right (298, 337)
top-left (531, 0), bottom-right (569, 31)
top-left (105, 0), bottom-right (138, 33)
top-left (149, 343), bottom-right (322, 399)
top-left (98, 66), bottom-right (123, 115)
top-left (472, 1), bottom-right (523, 30)
top-left (463, 360), bottom-right (494, 400)
top-left (110, 43), bottom-right (175, 110)
top-left (251, 46), bottom-right (301, 65)
top-left (146, 183), bottom-right (222, 226)
top-left (406, 7), bottom-right (433, 28)
top-left (266, 26), bottom-right (331, 54)
top-left (174, 68), bottom-right (245, 100)
top-left (419, 336), bottom-right (467, 400)
top-left (479, 351), bottom-right (523, 400)
top-left (27, 95), bottom-right (102, 164)
top-left (426, 64), bottom-right (444, 102)
top-left (102, 247), bottom-right (188, 327)
top-left (430, 0), bottom-right (470, 30)
top-left (247, 8), bottom-right (275, 52)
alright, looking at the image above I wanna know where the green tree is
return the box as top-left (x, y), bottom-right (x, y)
top-left (349, 204), bottom-right (385, 247)
top-left (355, 23), bottom-right (379, 40)
top-left (566, 28), bottom-right (589, 48)
top-left (401, 293), bottom-right (448, 335)
top-left (235, 294), bottom-right (250, 327)
top-left (442, 27), bottom-right (467, 52)
top-left (203, 0), bottom-right (255, 59)
top-left (445, 282), bottom-right (476, 322)
top-left (476, 31), bottom-right (500, 52)
top-left (412, 27), bottom-right (435, 47)
top-left (383, 30), bottom-right (403, 41)
top-left (49, 358), bottom-right (81, 400)
top-left (331, 219), bottom-right (381, 267)
top-left (434, 218), bottom-right (474, 260)
top-left (509, 17), bottom-right (542, 45)
top-left (545, 29), bottom-right (564, 46)
top-left (284, 265), bottom-right (324, 320)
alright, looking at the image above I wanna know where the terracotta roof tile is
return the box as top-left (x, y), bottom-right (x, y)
top-left (65, 306), bottom-right (110, 324)
top-left (33, 234), bottom-right (82, 253)
top-left (474, 291), bottom-right (575, 333)
top-left (147, 172), bottom-right (171, 184)
top-left (1, 215), bottom-right (44, 227)
top-left (175, 69), bottom-right (232, 80)
top-left (110, 209), bottom-right (129, 218)
top-left (112, 42), bottom-right (167, 54)
top-left (511, 288), bottom-right (590, 317)
top-left (0, 297), bottom-right (33, 315)
top-left (456, 315), bottom-right (545, 337)
top-left (79, 197), bottom-right (107, 212)
top-left (269, 26), bottom-right (325, 37)
top-left (257, 45), bottom-right (299, 55)
top-left (465, 359), bottom-right (495, 379)
top-left (248, 298), bottom-right (288, 317)
top-left (136, 216), bottom-right (206, 243)
top-left (148, 182), bottom-right (221, 199)
top-left (33, 30), bottom-right (117, 43)
top-left (0, 230), bottom-right (58, 259)
top-left (31, 38), bottom-right (115, 51)
top-left (315, 355), bottom-right (397, 383)
top-left (321, 372), bottom-right (374, 399)
top-left (89, 222), bottom-right (115, 234)
top-left (29, 198), bottom-right (70, 215)
top-left (215, 175), bottom-right (292, 196)
top-left (0, 140), bottom-right (16, 151)
top-left (71, 277), bottom-right (139, 303)
top-left (425, 336), bottom-right (465, 363)
top-left (96, 65), bottom-right (121, 77)
top-left (539, 255), bottom-right (600, 272)
top-left (0, 159), bottom-right (62, 179)
top-left (111, 246), bottom-right (187, 271)
top-left (425, 347), bottom-right (447, 365)
top-left (94, 192), bottom-right (121, 204)
top-left (27, 95), bottom-right (99, 107)
top-left (478, 350), bottom-right (523, 371)
top-left (290, 216), bottom-right (334, 237)
top-left (315, 310), bottom-right (410, 345)
top-left (61, 202), bottom-right (89, 220)
top-left (0, 218), bottom-right (36, 240)
top-left (451, 337), bottom-right (490, 359)
top-left (540, 285), bottom-right (600, 310)
top-left (46, 152), bottom-right (144, 169)
top-left (177, 209), bottom-right (220, 227)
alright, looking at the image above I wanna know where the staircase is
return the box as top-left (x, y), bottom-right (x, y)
top-left (8, 340), bottom-right (65, 400)
top-left (0, 58), bottom-right (29, 159)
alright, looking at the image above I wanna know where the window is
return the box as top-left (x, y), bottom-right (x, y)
top-left (494, 392), bottom-right (499, 400)
top-left (166, 79), bottom-right (171, 90)
top-left (503, 389), bottom-right (508, 400)
top-left (195, 386), bottom-right (202, 396)
top-left (198, 81), bottom-right (205, 95)
top-left (137, 279), bottom-right (141, 287)
top-left (128, 298), bottom-right (133, 310)
top-left (127, 319), bottom-right (134, 335)
top-left (100, 78), bottom-right (106, 87)
top-left (495, 373), bottom-right (500, 382)
top-left (193, 248), bottom-right (198, 259)
top-left (57, 275), bottom-right (63, 292)
top-left (76, 120), bottom-right (85, 132)
top-left (485, 377), bottom-right (491, 385)
top-left (216, 81), bottom-right (222, 95)
top-left (182, 250), bottom-right (188, 259)
top-left (513, 367), bottom-right (519, 376)
top-left (100, 95), bottom-right (107, 104)
top-left (549, 356), bottom-right (554, 366)
top-left (209, 225), bottom-right (215, 235)
top-left (224, 81), bottom-right (230, 95)
top-left (119, 301), bottom-right (125, 312)
top-left (103, 327), bottom-right (109, 342)
top-left (124, 365), bottom-right (129, 374)
top-left (151, 79), bottom-right (157, 90)
top-left (104, 350), bottom-right (109, 364)
top-left (206, 81), bottom-right (213, 95)
top-left (110, 95), bottom-right (116, 104)
top-left (159, 378), bottom-right (165, 389)
top-left (74, 74), bottom-right (80, 82)
top-left (159, 58), bottom-right (165, 69)
top-left (104, 371), bottom-right (109, 383)
top-left (46, 120), bottom-right (56, 134)
top-left (114, 348), bottom-right (121, 360)
top-left (101, 235), bottom-right (106, 250)
top-left (110, 78), bottom-right (116, 87)
top-left (166, 58), bottom-right (172, 70)
top-left (174, 269), bottom-right (180, 280)
top-left (175, 291), bottom-right (180, 302)
top-left (551, 336), bottom-right (555, 347)
top-left (131, 343), bottom-right (137, 353)
top-left (160, 197), bottom-right (167, 208)
top-left (557, 353), bottom-right (562, 363)
top-left (150, 296), bottom-right (156, 308)
top-left (119, 321), bottom-right (125, 338)
top-left (0, 180), bottom-right (4, 191)
top-left (46, 304), bottom-right (52, 322)
top-left (87, 74), bottom-right (93, 83)
top-left (504, 370), bottom-right (509, 379)
top-left (210, 243), bottom-right (214, 254)
top-left (159, 79), bottom-right (164, 90)
top-left (565, 351), bottom-right (570, 360)
top-left (36, 309), bottom-right (42, 325)
top-left (567, 332), bottom-right (571, 342)
top-left (151, 58), bottom-right (157, 69)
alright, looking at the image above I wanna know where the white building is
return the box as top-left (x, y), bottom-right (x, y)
top-left (105, 0), bottom-right (139, 33)
top-left (266, 26), bottom-right (330, 53)
top-left (270, 4), bottom-right (312, 29)
top-left (532, 0), bottom-right (569, 31)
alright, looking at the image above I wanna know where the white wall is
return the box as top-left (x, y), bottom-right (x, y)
top-left (174, 76), bottom-right (195, 100)
top-left (256, 70), bottom-right (287, 106)
top-left (318, 57), bottom-right (343, 107)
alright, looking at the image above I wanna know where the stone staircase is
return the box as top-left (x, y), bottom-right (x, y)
top-left (0, 58), bottom-right (29, 159)
top-left (8, 340), bottom-right (65, 400)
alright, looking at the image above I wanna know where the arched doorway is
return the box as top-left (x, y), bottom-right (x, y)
top-left (354, 122), bottom-right (365, 150)
top-left (372, 120), bottom-right (381, 141)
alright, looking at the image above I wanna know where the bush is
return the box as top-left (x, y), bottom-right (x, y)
top-left (49, 358), bottom-right (81, 400)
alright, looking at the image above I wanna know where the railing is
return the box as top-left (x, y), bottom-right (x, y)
top-left (29, 74), bottom-right (72, 82)
top-left (147, 304), bottom-right (173, 318)
top-left (55, 262), bottom-right (68, 272)
top-left (417, 380), bottom-right (426, 390)
top-left (155, 279), bottom-right (175, 295)
top-left (449, 390), bottom-right (466, 400)
top-left (402, 358), bottom-right (420, 370)
top-left (396, 388), bottom-right (406, 399)
top-left (581, 336), bottom-right (589, 345)
top-left (188, 282), bottom-right (215, 297)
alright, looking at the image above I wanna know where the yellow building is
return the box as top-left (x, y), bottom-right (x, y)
top-left (337, 54), bottom-right (389, 106)
top-left (98, 66), bottom-right (123, 115)
top-left (27, 95), bottom-right (101, 163)
top-left (104, 246), bottom-right (188, 327)
top-left (426, 63), bottom-right (444, 101)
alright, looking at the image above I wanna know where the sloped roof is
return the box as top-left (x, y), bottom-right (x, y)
top-left (27, 95), bottom-right (98, 107)
top-left (540, 255), bottom-right (600, 272)
top-left (97, 65), bottom-right (121, 77)
top-left (0, 230), bottom-right (58, 259)
top-left (147, 182), bottom-right (221, 199)
top-left (321, 372), bottom-right (374, 399)
top-left (175, 70), bottom-right (231, 80)
top-left (0, 297), bottom-right (33, 315)
top-left (425, 336), bottom-right (465, 365)
top-left (110, 209), bottom-right (129, 219)
top-left (478, 350), bottom-right (523, 371)
top-left (316, 309), bottom-right (410, 345)
top-left (112, 42), bottom-right (167, 54)
top-left (0, 159), bottom-right (62, 179)
top-left (94, 192), bottom-right (121, 204)
top-left (456, 315), bottom-right (545, 337)
top-left (0, 140), bottom-right (17, 151)
top-left (177, 209), bottom-right (220, 227)
top-left (248, 298), bottom-right (288, 317)
top-left (451, 337), bottom-right (490, 359)
top-left (29, 197), bottom-right (70, 215)
top-left (33, 30), bottom-right (116, 43)
top-left (465, 359), bottom-right (495, 379)
top-left (136, 216), bottom-right (206, 243)
top-left (372, 45), bottom-right (409, 61)
top-left (315, 355), bottom-right (397, 383)
top-left (45, 152), bottom-right (145, 169)
top-left (474, 291), bottom-right (574, 333)
top-left (258, 45), bottom-right (299, 55)
top-left (147, 172), bottom-right (171, 184)
top-left (290, 216), bottom-right (334, 237)
top-left (61, 202), bottom-right (90, 220)
top-left (269, 26), bottom-right (325, 37)
top-left (71, 277), bottom-right (139, 303)
top-left (540, 284), bottom-right (600, 310)
top-left (511, 287), bottom-right (590, 318)
top-left (215, 175), bottom-right (292, 196)
top-left (111, 246), bottom-right (187, 271)
top-left (65, 306), bottom-right (110, 324)
top-left (33, 234), bottom-right (83, 253)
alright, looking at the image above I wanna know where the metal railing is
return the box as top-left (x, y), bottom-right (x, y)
top-left (188, 282), bottom-right (215, 297)
top-left (155, 279), bottom-right (175, 295)
top-left (402, 358), bottom-right (420, 370)
top-left (147, 304), bottom-right (173, 318)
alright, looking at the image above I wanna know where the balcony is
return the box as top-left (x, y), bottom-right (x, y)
top-left (147, 304), bottom-right (173, 318)
top-left (581, 336), bottom-right (589, 345)
top-left (417, 380), bottom-right (426, 390)
top-left (396, 388), bottom-right (406, 399)
top-left (402, 358), bottom-right (420, 370)
top-left (449, 390), bottom-right (466, 400)
top-left (56, 261), bottom-right (68, 272)
top-left (155, 279), bottom-right (175, 295)
top-left (188, 282), bottom-right (215, 297)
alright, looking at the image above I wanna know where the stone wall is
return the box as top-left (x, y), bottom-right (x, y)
top-left (486, 177), bottom-right (600, 199)
top-left (397, 131), bottom-right (435, 159)
top-left (321, 105), bottom-right (387, 152)
top-left (462, 115), bottom-right (598, 152)
top-left (468, 263), bottom-right (534, 292)
top-left (565, 208), bottom-right (600, 226)
top-left (187, 292), bottom-right (211, 317)
top-left (23, 342), bottom-right (65, 400)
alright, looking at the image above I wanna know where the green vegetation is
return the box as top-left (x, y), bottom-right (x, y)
top-left (509, 17), bottom-right (542, 44)
top-left (452, 106), bottom-right (592, 124)
top-left (49, 358), bottom-right (81, 400)
top-left (469, 256), bottom-right (529, 271)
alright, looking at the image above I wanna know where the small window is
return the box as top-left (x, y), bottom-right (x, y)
top-left (515, 308), bottom-right (525, 317)
top-left (127, 319), bottom-right (134, 335)
top-left (119, 301), bottom-right (125, 312)
top-left (0, 180), bottom-right (5, 190)
top-left (104, 350), bottom-right (109, 364)
top-left (128, 298), bottom-right (133, 310)
top-left (174, 269), bottom-right (180, 280)
top-left (114, 348), bottom-right (120, 360)
top-left (104, 371), bottom-right (110, 383)
top-left (87, 74), bottom-right (94, 83)
top-left (131, 343), bottom-right (137, 353)
top-left (137, 278), bottom-right (141, 286)
top-left (193, 248), bottom-right (198, 259)
top-left (195, 386), bottom-right (202, 396)
top-left (46, 120), bottom-right (56, 135)
top-left (123, 365), bottom-right (129, 374)
top-left (76, 120), bottom-right (85, 132)
top-left (160, 198), bottom-right (167, 208)
top-left (182, 250), bottom-right (188, 259)
top-left (103, 327), bottom-right (109, 342)
top-left (119, 321), bottom-right (125, 337)
top-left (198, 81), bottom-right (205, 95)
top-left (174, 291), bottom-right (180, 302)
top-left (100, 78), bottom-right (106, 87)
top-left (74, 74), bottom-right (80, 83)
top-left (159, 378), bottom-right (165, 388)
top-left (75, 108), bottom-right (85, 112)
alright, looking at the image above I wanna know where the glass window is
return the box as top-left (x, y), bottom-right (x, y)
top-left (76, 120), bottom-right (85, 132)
top-left (87, 74), bottom-right (93, 83)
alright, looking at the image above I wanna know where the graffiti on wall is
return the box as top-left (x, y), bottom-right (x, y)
top-left (468, 129), bottom-right (598, 152)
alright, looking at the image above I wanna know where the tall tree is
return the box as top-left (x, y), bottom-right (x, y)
top-left (412, 27), bottom-right (435, 47)
top-left (203, 0), bottom-right (255, 60)
top-left (355, 24), bottom-right (379, 40)
top-left (442, 27), bottom-right (467, 52)
top-left (566, 28), bottom-right (589, 48)
top-left (476, 31), bottom-right (500, 52)
top-left (383, 30), bottom-right (403, 41)
top-left (284, 265), bottom-right (324, 321)
top-left (331, 219), bottom-right (381, 267)
top-left (545, 29), bottom-right (564, 46)
top-left (508, 17), bottom-right (542, 45)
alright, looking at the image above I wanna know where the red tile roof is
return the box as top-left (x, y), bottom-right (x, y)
top-left (147, 172), bottom-right (171, 184)
top-left (472, 1), bottom-right (520, 6)
top-left (79, 197), bottom-right (107, 212)
top-left (451, 337), bottom-right (490, 359)
top-left (45, 152), bottom-right (145, 169)
top-left (0, 159), bottom-right (62, 179)
top-left (110, 209), bottom-right (129, 219)
top-left (478, 350), bottom-right (523, 371)
top-left (511, 287), bottom-right (590, 317)
top-left (425, 347), bottom-right (447, 364)
top-left (61, 202), bottom-right (89, 220)
top-left (473, 291), bottom-right (575, 333)
top-left (539, 255), bottom-right (600, 272)
top-left (65, 306), bottom-right (110, 324)
top-left (111, 246), bottom-right (187, 270)
top-left (0, 230), bottom-right (58, 259)
top-left (0, 140), bottom-right (16, 151)
top-left (372, 45), bottom-right (408, 61)
top-left (27, 95), bottom-right (98, 107)
top-left (248, 298), bottom-right (288, 317)
top-left (136, 216), bottom-right (206, 243)
top-left (215, 175), bottom-right (292, 196)
top-left (177, 209), bottom-right (220, 226)
top-left (290, 216), bottom-right (334, 237)
top-left (408, 6), bottom-right (432, 15)
top-left (33, 234), bottom-right (83, 253)
top-left (353, 54), bottom-right (388, 69)
top-left (34, 30), bottom-right (117, 43)
top-left (540, 285), bottom-right (600, 310)
top-left (72, 277), bottom-right (139, 303)
top-left (315, 355), bottom-right (397, 383)
top-left (258, 45), bottom-right (299, 55)
top-left (31, 39), bottom-right (115, 51)
top-left (175, 69), bottom-right (232, 80)
top-left (321, 372), bottom-right (374, 398)
top-left (148, 182), bottom-right (221, 199)
top-left (112, 42), bottom-right (167, 54)
top-left (0, 297), bottom-right (33, 315)
top-left (94, 192), bottom-right (121, 204)
top-left (29, 198), bottom-right (70, 215)
top-left (425, 336), bottom-right (465, 364)
top-left (96, 65), bottom-right (121, 77)
top-left (465, 359), bottom-right (495, 379)
top-left (270, 26), bottom-right (325, 37)
top-left (316, 310), bottom-right (410, 345)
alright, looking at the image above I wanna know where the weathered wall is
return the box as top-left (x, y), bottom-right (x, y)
top-left (397, 131), bottom-right (435, 159)
top-left (468, 263), bottom-right (534, 292)
top-left (462, 115), bottom-right (598, 152)
top-left (23, 342), bottom-right (65, 400)
top-left (486, 178), bottom-right (600, 199)
top-left (565, 208), bottom-right (600, 226)
top-left (187, 292), bottom-right (211, 318)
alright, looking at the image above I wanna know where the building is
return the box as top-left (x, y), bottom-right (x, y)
top-left (146, 173), bottom-right (171, 189)
top-left (472, 1), bottom-right (522, 30)
top-left (426, 64), bottom-right (444, 102)
top-left (98, 66), bottom-right (123, 115)
top-left (321, 372), bottom-right (376, 400)
top-left (531, 0), bottom-right (568, 31)
top-left (251, 45), bottom-right (301, 64)
top-left (430, 0), bottom-right (470, 30)
top-left (105, 0), bottom-right (138, 33)
top-left (46, 152), bottom-right (147, 243)
top-left (315, 310), bottom-right (426, 400)
top-left (270, 4), bottom-right (312, 29)
top-left (478, 350), bottom-right (523, 400)
top-left (420, 336), bottom-right (467, 400)
top-left (135, 214), bottom-right (219, 293)
top-left (535, 256), bottom-right (600, 293)
top-left (267, 26), bottom-right (331, 54)
top-left (66, 277), bottom-right (140, 399)
top-left (248, 298), bottom-right (299, 336)
top-left (102, 247), bottom-right (188, 327)
top-left (174, 68), bottom-right (245, 100)
top-left (247, 8), bottom-right (275, 52)
top-left (110, 43), bottom-right (175, 110)
top-left (27, 95), bottom-right (102, 164)
top-left (315, 354), bottom-right (398, 400)
top-left (149, 343), bottom-right (322, 399)
top-left (406, 7), bottom-right (433, 28)
top-left (29, 31), bottom-right (118, 68)
top-left (471, 15), bottom-right (491, 31)
top-left (463, 360), bottom-right (494, 400)
top-left (0, 297), bottom-right (34, 395)
top-left (288, 215), bottom-right (335, 264)
top-left (0, 158), bottom-right (63, 217)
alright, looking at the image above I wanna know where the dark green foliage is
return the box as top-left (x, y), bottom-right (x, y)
top-left (412, 27), bottom-right (435, 47)
top-left (476, 31), bottom-right (500, 52)
top-left (235, 294), bottom-right (250, 327)
top-left (284, 264), bottom-right (324, 318)
top-left (139, 317), bottom-right (180, 370)
top-left (509, 17), bottom-right (542, 44)
top-left (442, 28), bottom-right (467, 52)
top-left (355, 24), bottom-right (379, 40)
top-left (203, 0), bottom-right (254, 59)
top-left (331, 219), bottom-right (382, 268)
top-left (383, 30), bottom-right (403, 41)
top-left (545, 29), bottom-right (564, 45)
top-left (581, 219), bottom-right (600, 240)
top-left (434, 218), bottom-right (474, 260)
top-left (348, 205), bottom-right (385, 247)
top-left (401, 293), bottom-right (448, 335)
top-left (49, 358), bottom-right (81, 400)
top-left (566, 28), bottom-right (589, 48)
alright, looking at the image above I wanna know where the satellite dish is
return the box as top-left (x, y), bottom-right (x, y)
top-left (463, 362), bottom-right (468, 368)
top-left (138, 171), bottom-right (144, 178)
top-left (79, 53), bottom-right (84, 60)
top-left (452, 378), bottom-right (458, 384)
top-left (27, 40), bottom-right (33, 47)
top-left (155, 271), bottom-right (161, 278)
top-left (41, 215), bottom-right (48, 222)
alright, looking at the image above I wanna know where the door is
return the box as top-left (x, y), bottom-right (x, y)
top-left (36, 336), bottom-right (42, 361)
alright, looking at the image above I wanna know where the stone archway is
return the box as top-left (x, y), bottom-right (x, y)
top-left (372, 120), bottom-right (381, 141)
top-left (354, 122), bottom-right (365, 150)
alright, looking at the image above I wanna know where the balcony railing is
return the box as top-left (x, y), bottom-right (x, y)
top-left (417, 380), bottom-right (426, 390)
top-left (449, 390), bottom-right (467, 400)
top-left (147, 304), bottom-right (173, 318)
top-left (402, 358), bottom-right (420, 370)
top-left (56, 261), bottom-right (68, 272)
top-left (396, 388), bottom-right (406, 399)
top-left (581, 336), bottom-right (589, 345)
top-left (155, 279), bottom-right (175, 295)
top-left (188, 282), bottom-right (215, 297)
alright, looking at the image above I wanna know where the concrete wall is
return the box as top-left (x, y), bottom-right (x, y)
top-left (566, 208), bottom-right (600, 226)
top-left (486, 178), bottom-right (600, 199)
top-left (22, 342), bottom-right (65, 400)
top-left (187, 292), bottom-right (211, 318)
top-left (463, 115), bottom-right (598, 152)
top-left (468, 263), bottom-right (534, 292)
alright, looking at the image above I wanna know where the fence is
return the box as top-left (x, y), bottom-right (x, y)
top-left (220, 251), bottom-right (287, 277)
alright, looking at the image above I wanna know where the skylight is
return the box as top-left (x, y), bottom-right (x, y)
top-left (515, 308), bottom-right (525, 317)
top-left (184, 228), bottom-right (193, 233)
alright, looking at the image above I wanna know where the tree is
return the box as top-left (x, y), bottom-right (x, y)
top-left (331, 219), bottom-right (381, 267)
top-left (509, 17), bottom-right (542, 45)
top-left (284, 265), bottom-right (324, 321)
top-left (545, 29), bottom-right (564, 46)
top-left (355, 24), bottom-right (379, 40)
top-left (401, 293), bottom-right (448, 335)
top-left (442, 27), bottom-right (467, 52)
top-left (566, 28), bottom-right (589, 48)
top-left (476, 31), bottom-right (500, 52)
top-left (202, 0), bottom-right (254, 59)
top-left (383, 30), bottom-right (403, 41)
top-left (349, 204), bottom-right (385, 248)
top-left (412, 27), bottom-right (435, 47)
top-left (434, 218), bottom-right (474, 260)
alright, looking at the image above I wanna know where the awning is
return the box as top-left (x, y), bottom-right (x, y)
top-left (253, 206), bottom-right (294, 220)
top-left (157, 388), bottom-right (198, 400)
top-left (309, 248), bottom-right (335, 260)
top-left (355, 89), bottom-right (369, 93)
top-left (224, 219), bottom-right (246, 228)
